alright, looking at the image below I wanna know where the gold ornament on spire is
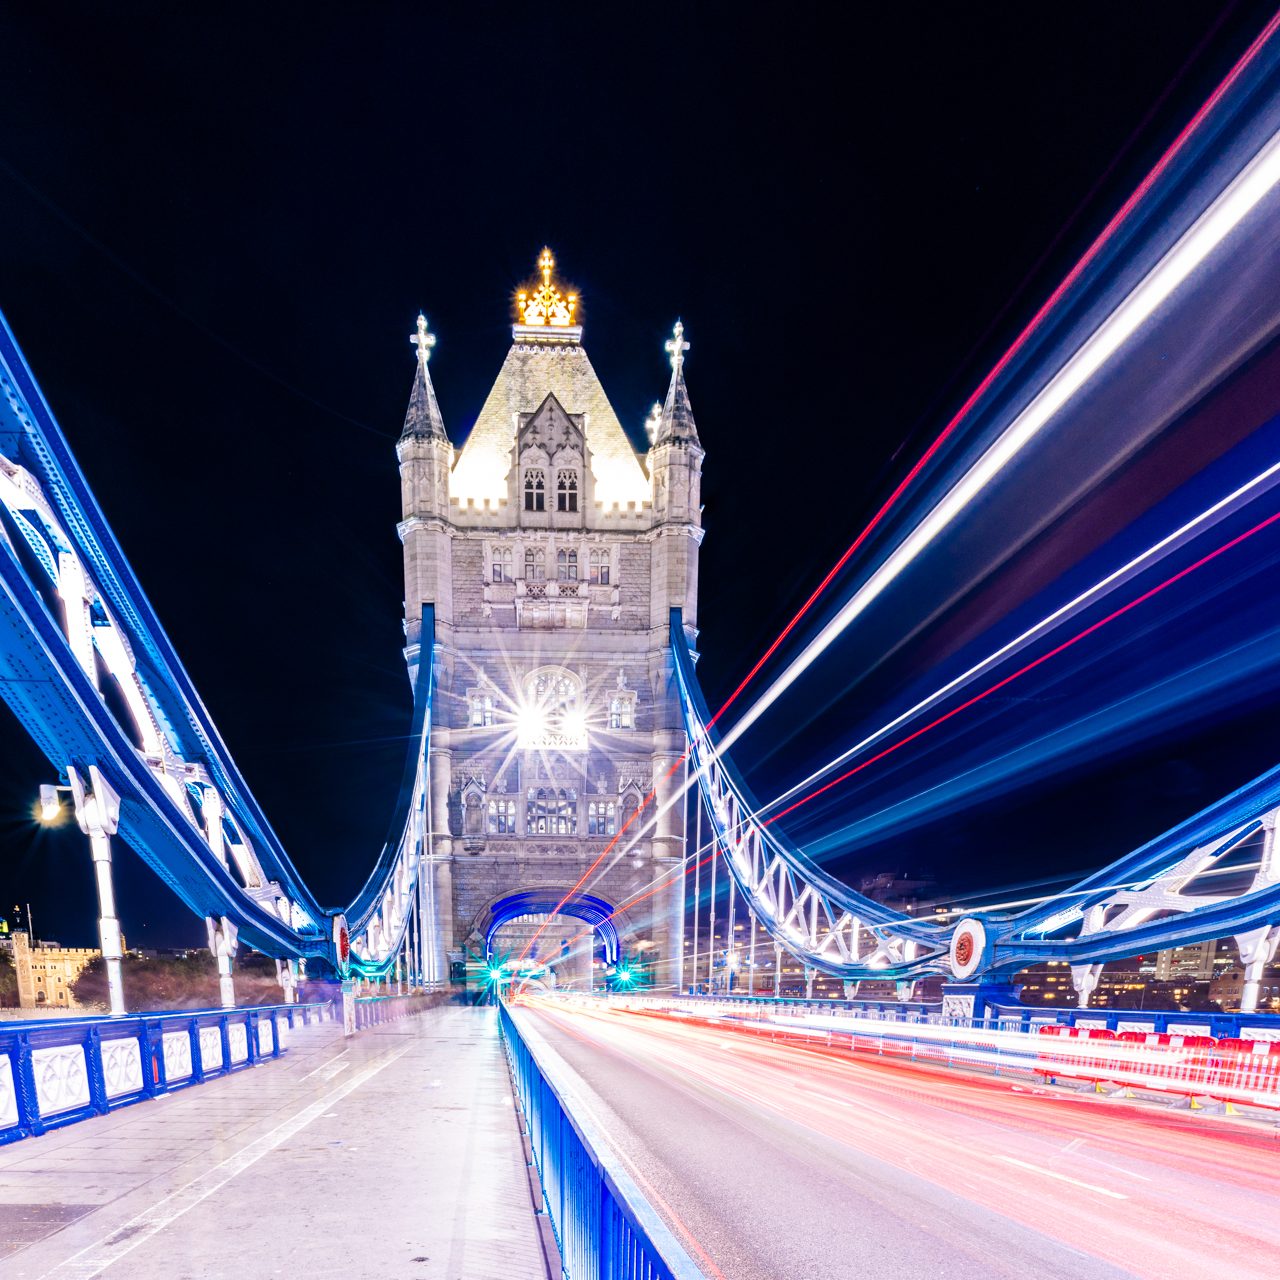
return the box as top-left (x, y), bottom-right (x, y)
top-left (516, 247), bottom-right (579, 327)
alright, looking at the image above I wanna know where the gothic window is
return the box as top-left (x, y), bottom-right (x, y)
top-left (464, 793), bottom-right (483, 836)
top-left (608, 695), bottom-right (635, 730)
top-left (588, 800), bottom-right (617, 836)
top-left (589, 549), bottom-right (610, 585)
top-left (487, 798), bottom-right (517, 835)
top-left (556, 549), bottom-right (578, 581)
top-left (491, 546), bottom-right (513, 583)
top-left (524, 547), bottom-right (545, 581)
top-left (469, 695), bottom-right (494, 727)
top-left (526, 786), bottom-right (578, 835)
top-left (524, 469), bottom-right (546, 512)
top-left (556, 469), bottom-right (579, 512)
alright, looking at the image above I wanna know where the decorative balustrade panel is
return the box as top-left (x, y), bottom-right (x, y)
top-left (0, 1001), bottom-right (329, 1146)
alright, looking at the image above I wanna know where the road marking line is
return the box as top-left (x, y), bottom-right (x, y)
top-left (39, 1041), bottom-right (414, 1279)
top-left (299, 1050), bottom-right (348, 1082)
top-left (999, 1155), bottom-right (1128, 1199)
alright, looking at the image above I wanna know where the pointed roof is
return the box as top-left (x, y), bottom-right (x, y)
top-left (654, 321), bottom-right (700, 447)
top-left (449, 342), bottom-right (649, 507)
top-left (400, 314), bottom-right (448, 442)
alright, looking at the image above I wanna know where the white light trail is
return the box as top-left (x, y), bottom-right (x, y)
top-left (757, 460), bottom-right (1280, 811)
top-left (713, 125), bottom-right (1280, 762)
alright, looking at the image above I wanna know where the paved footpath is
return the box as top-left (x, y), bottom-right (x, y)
top-left (0, 1005), bottom-right (548, 1280)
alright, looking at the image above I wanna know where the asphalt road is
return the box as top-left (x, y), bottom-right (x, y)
top-left (512, 999), bottom-right (1280, 1280)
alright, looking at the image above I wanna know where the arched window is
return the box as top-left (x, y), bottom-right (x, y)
top-left (589, 549), bottom-right (610, 585)
top-left (524, 547), bottom-right (545, 581)
top-left (608, 696), bottom-right (634, 730)
top-left (491, 546), bottom-right (513, 583)
top-left (487, 799), bottom-right (516, 835)
top-left (470, 695), bottom-right (493, 727)
top-left (464, 793), bottom-right (483, 836)
top-left (556, 549), bottom-right (578, 581)
top-left (525, 786), bottom-right (577, 835)
top-left (523, 469), bottom-right (546, 512)
top-left (556, 470), bottom-right (579, 512)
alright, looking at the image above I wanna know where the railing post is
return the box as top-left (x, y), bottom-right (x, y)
top-left (14, 1033), bottom-right (43, 1138)
top-left (85, 1026), bottom-right (110, 1116)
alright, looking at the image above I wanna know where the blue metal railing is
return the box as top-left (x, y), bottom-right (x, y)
top-left (499, 1001), bottom-right (705, 1280)
top-left (352, 989), bottom-right (444, 1029)
top-left (0, 999), bottom-right (332, 1145)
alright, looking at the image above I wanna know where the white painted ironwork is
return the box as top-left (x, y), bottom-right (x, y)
top-left (32, 1044), bottom-right (90, 1116)
top-left (162, 1030), bottom-right (193, 1082)
top-left (101, 1037), bottom-right (144, 1099)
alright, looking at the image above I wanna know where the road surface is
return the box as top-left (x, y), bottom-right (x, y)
top-left (512, 999), bottom-right (1280, 1280)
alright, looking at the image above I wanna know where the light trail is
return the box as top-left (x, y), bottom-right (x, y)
top-left (765, 508), bottom-right (1280, 823)
top-left (754, 460), bottom-right (1280, 815)
top-left (517, 997), bottom-right (1280, 1280)
top-left (706, 9), bottom-right (1280, 735)
top-left (520, 43), bottom-right (1280, 964)
top-left (538, 498), bottom-right (1280, 975)
top-left (711, 123), bottom-right (1280, 765)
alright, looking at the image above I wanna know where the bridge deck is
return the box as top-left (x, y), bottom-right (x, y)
top-left (0, 1005), bottom-right (548, 1280)
top-left (515, 1000), bottom-right (1280, 1280)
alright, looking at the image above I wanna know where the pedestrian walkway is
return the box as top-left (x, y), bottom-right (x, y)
top-left (0, 1005), bottom-right (548, 1280)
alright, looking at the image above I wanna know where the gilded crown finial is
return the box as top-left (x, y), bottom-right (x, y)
top-left (411, 312), bottom-right (436, 368)
top-left (517, 248), bottom-right (578, 328)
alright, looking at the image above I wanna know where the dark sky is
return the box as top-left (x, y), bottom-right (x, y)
top-left (0, 3), bottom-right (1276, 947)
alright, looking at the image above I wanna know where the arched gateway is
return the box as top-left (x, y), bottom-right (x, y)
top-left (396, 250), bottom-right (704, 991)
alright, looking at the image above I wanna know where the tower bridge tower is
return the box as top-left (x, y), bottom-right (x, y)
top-left (396, 250), bottom-right (704, 988)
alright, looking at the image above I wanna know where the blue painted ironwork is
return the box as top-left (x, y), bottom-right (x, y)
top-left (484, 891), bottom-right (621, 964)
top-left (673, 611), bottom-right (1280, 993)
top-left (0, 1001), bottom-right (332, 1146)
top-left (499, 1000), bottom-right (704, 1280)
top-left (0, 313), bottom-right (434, 976)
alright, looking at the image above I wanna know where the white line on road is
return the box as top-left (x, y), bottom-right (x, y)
top-left (299, 1050), bottom-right (349, 1081)
top-left (999, 1155), bottom-right (1128, 1199)
top-left (39, 1041), bottom-right (414, 1279)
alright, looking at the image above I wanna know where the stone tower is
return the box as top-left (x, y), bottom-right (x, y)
top-left (396, 250), bottom-right (704, 989)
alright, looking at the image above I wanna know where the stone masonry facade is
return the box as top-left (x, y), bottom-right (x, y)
top-left (395, 261), bottom-right (704, 989)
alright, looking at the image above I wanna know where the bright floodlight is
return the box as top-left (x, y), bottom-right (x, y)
top-left (487, 967), bottom-right (505, 983)
top-left (516, 704), bottom-right (546, 748)
top-left (563, 708), bottom-right (588, 742)
top-left (38, 785), bottom-right (61, 825)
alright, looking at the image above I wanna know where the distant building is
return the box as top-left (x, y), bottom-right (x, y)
top-left (1014, 961), bottom-right (1077, 1005)
top-left (1154, 940), bottom-right (1217, 981)
top-left (13, 932), bottom-right (99, 1009)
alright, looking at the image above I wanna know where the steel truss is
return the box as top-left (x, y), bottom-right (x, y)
top-left (0, 314), bottom-right (433, 978)
top-left (672, 612), bottom-right (1280, 1010)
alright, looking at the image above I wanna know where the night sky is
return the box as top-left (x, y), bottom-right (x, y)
top-left (1, 3), bottom-right (1277, 948)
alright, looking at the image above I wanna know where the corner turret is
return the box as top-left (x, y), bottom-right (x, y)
top-left (396, 313), bottom-right (454, 684)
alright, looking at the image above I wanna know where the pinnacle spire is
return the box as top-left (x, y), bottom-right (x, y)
top-left (401, 313), bottom-right (448, 442)
top-left (653, 320), bottom-right (699, 447)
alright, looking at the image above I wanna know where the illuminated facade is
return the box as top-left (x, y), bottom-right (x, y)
top-left (397, 251), bottom-right (703, 986)
top-left (13, 932), bottom-right (98, 1009)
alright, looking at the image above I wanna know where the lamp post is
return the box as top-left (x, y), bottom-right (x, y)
top-left (41, 765), bottom-right (126, 1015)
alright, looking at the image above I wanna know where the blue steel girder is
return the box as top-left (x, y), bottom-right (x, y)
top-left (0, 312), bottom-right (434, 978)
top-left (671, 612), bottom-right (1280, 984)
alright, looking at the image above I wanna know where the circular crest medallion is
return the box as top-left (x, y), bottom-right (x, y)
top-left (332, 914), bottom-right (351, 976)
top-left (948, 918), bottom-right (986, 981)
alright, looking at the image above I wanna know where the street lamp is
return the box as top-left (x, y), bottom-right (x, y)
top-left (39, 765), bottom-right (126, 1016)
